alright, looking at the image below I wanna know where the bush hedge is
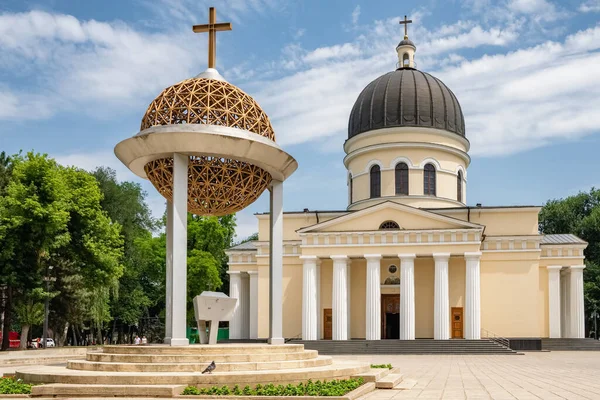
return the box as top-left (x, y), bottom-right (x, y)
top-left (182, 378), bottom-right (364, 396)
top-left (0, 377), bottom-right (33, 394)
top-left (370, 364), bottom-right (393, 369)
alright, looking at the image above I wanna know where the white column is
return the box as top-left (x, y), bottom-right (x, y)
top-left (248, 271), bottom-right (259, 339)
top-left (547, 266), bottom-right (562, 338)
top-left (228, 271), bottom-right (242, 339)
top-left (365, 254), bottom-right (382, 341)
top-left (347, 260), bottom-right (352, 340)
top-left (300, 256), bottom-right (319, 340)
top-left (561, 270), bottom-right (571, 338)
top-left (164, 200), bottom-right (173, 344)
top-left (316, 261), bottom-right (321, 339)
top-left (464, 252), bottom-right (481, 340)
top-left (570, 265), bottom-right (586, 338)
top-left (399, 254), bottom-right (416, 340)
top-left (169, 153), bottom-right (189, 346)
top-left (269, 180), bottom-right (284, 344)
top-left (240, 273), bottom-right (250, 339)
top-left (331, 255), bottom-right (349, 340)
top-left (433, 253), bottom-right (450, 340)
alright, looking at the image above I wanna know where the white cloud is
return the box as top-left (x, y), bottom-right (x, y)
top-left (303, 43), bottom-right (361, 64)
top-left (352, 6), bottom-right (361, 25)
top-left (0, 10), bottom-right (204, 120)
top-left (579, 0), bottom-right (600, 12)
top-left (293, 28), bottom-right (305, 39)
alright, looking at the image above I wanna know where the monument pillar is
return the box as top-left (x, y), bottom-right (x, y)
top-left (547, 266), bottom-right (562, 338)
top-left (168, 153), bottom-right (189, 346)
top-left (228, 271), bottom-right (242, 339)
top-left (399, 254), bottom-right (415, 340)
top-left (365, 254), bottom-right (382, 340)
top-left (164, 200), bottom-right (174, 344)
top-left (464, 252), bottom-right (481, 340)
top-left (248, 271), bottom-right (259, 339)
top-left (331, 255), bottom-right (349, 340)
top-left (269, 180), bottom-right (285, 344)
top-left (433, 253), bottom-right (450, 340)
top-left (301, 256), bottom-right (319, 340)
top-left (570, 265), bottom-right (586, 338)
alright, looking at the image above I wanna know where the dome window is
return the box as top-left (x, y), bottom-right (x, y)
top-left (395, 162), bottom-right (409, 195)
top-left (457, 171), bottom-right (463, 203)
top-left (370, 165), bottom-right (381, 198)
top-left (403, 53), bottom-right (410, 67)
top-left (379, 220), bottom-right (400, 230)
top-left (348, 173), bottom-right (353, 204)
top-left (424, 163), bottom-right (436, 196)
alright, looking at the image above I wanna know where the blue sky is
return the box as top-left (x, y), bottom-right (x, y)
top-left (1, 0), bottom-right (600, 239)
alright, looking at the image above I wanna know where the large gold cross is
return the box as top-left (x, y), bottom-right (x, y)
top-left (399, 15), bottom-right (412, 38)
top-left (192, 7), bottom-right (232, 69)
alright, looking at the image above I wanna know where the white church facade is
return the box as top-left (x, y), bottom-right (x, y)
top-left (225, 27), bottom-right (588, 342)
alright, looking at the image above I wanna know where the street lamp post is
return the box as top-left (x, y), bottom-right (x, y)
top-left (42, 266), bottom-right (54, 349)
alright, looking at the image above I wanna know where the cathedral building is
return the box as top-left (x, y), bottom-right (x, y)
top-left (225, 25), bottom-right (587, 342)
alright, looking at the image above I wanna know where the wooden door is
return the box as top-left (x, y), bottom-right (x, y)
top-left (451, 307), bottom-right (463, 339)
top-left (324, 309), bottom-right (332, 340)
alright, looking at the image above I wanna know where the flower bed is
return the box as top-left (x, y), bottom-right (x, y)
top-left (0, 378), bottom-right (32, 395)
top-left (182, 378), bottom-right (364, 397)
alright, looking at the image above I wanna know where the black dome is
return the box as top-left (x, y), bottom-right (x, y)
top-left (348, 69), bottom-right (465, 139)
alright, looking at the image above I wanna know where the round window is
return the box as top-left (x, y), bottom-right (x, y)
top-left (388, 265), bottom-right (398, 274)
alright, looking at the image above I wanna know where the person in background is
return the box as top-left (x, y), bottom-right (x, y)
top-left (141, 336), bottom-right (148, 345)
top-left (134, 335), bottom-right (141, 345)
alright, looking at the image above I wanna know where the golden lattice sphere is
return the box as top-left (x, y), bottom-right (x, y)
top-left (140, 77), bottom-right (275, 140)
top-left (140, 77), bottom-right (275, 216)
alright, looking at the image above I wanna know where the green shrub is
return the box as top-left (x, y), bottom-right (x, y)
top-left (181, 377), bottom-right (364, 396)
top-left (370, 363), bottom-right (393, 370)
top-left (0, 377), bottom-right (33, 394)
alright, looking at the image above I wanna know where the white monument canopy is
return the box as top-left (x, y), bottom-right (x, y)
top-left (193, 291), bottom-right (237, 344)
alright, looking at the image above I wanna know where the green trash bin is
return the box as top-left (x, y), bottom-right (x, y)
top-left (217, 327), bottom-right (229, 341)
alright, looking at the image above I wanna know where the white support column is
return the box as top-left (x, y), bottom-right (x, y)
top-left (248, 271), bottom-right (259, 339)
top-left (570, 265), bottom-right (586, 338)
top-left (316, 261), bottom-right (322, 339)
top-left (433, 253), bottom-right (450, 340)
top-left (300, 256), bottom-right (319, 340)
top-left (464, 252), bottom-right (481, 340)
top-left (240, 273), bottom-right (250, 339)
top-left (228, 271), bottom-right (242, 339)
top-left (169, 153), bottom-right (189, 346)
top-left (561, 270), bottom-right (571, 338)
top-left (269, 180), bottom-right (284, 345)
top-left (399, 254), bottom-right (416, 340)
top-left (331, 255), bottom-right (349, 340)
top-left (164, 200), bottom-right (174, 344)
top-left (365, 254), bottom-right (382, 340)
top-left (547, 266), bottom-right (562, 338)
top-left (347, 260), bottom-right (352, 340)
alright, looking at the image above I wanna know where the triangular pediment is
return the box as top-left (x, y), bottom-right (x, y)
top-left (297, 201), bottom-right (483, 233)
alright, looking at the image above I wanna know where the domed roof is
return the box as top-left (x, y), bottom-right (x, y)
top-left (348, 69), bottom-right (465, 139)
top-left (397, 38), bottom-right (415, 48)
top-left (141, 75), bottom-right (275, 141)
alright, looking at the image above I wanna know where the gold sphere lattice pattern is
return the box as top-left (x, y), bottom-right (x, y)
top-left (144, 156), bottom-right (272, 216)
top-left (140, 78), bottom-right (275, 141)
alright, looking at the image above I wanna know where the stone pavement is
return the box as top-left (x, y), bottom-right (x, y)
top-left (338, 352), bottom-right (600, 400)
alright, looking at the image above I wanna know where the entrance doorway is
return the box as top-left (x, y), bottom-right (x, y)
top-left (452, 307), bottom-right (463, 338)
top-left (323, 308), bottom-right (332, 340)
top-left (381, 294), bottom-right (400, 339)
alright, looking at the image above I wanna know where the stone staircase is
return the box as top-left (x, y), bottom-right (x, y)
top-left (542, 338), bottom-right (600, 351)
top-left (292, 339), bottom-right (519, 354)
top-left (16, 344), bottom-right (372, 397)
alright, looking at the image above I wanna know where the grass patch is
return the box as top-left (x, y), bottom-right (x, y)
top-left (182, 378), bottom-right (364, 396)
top-left (0, 377), bottom-right (33, 394)
top-left (370, 364), bottom-right (393, 370)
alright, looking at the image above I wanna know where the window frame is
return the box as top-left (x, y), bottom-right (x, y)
top-left (395, 162), bottom-right (409, 195)
top-left (370, 165), bottom-right (381, 198)
top-left (457, 170), bottom-right (463, 203)
top-left (423, 163), bottom-right (436, 196)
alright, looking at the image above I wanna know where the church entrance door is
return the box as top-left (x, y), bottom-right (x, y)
top-left (452, 307), bottom-right (463, 338)
top-left (381, 294), bottom-right (400, 339)
top-left (323, 309), bottom-right (332, 340)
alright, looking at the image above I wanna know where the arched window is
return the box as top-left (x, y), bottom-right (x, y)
top-left (457, 171), bottom-right (463, 203)
top-left (395, 162), bottom-right (409, 195)
top-left (424, 163), bottom-right (436, 196)
top-left (379, 220), bottom-right (400, 230)
top-left (370, 165), bottom-right (381, 198)
top-left (349, 173), bottom-right (353, 204)
top-left (403, 53), bottom-right (409, 67)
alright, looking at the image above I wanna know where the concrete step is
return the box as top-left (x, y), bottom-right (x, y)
top-left (353, 367), bottom-right (391, 382)
top-left (87, 350), bottom-right (319, 363)
top-left (101, 344), bottom-right (305, 355)
top-left (375, 373), bottom-right (403, 389)
top-left (67, 356), bottom-right (333, 372)
top-left (542, 338), bottom-right (600, 351)
top-left (31, 383), bottom-right (185, 397)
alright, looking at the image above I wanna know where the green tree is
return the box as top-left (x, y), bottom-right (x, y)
top-left (187, 249), bottom-right (222, 320)
top-left (14, 293), bottom-right (45, 349)
top-left (539, 188), bottom-right (600, 336)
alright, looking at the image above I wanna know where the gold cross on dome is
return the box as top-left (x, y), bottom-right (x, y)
top-left (399, 15), bottom-right (413, 38)
top-left (192, 7), bottom-right (232, 69)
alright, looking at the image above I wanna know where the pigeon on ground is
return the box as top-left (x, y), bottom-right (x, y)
top-left (202, 361), bottom-right (216, 374)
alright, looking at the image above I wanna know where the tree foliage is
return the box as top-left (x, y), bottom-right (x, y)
top-left (539, 188), bottom-right (600, 334)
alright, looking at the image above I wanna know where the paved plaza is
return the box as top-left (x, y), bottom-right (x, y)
top-left (342, 352), bottom-right (600, 400)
